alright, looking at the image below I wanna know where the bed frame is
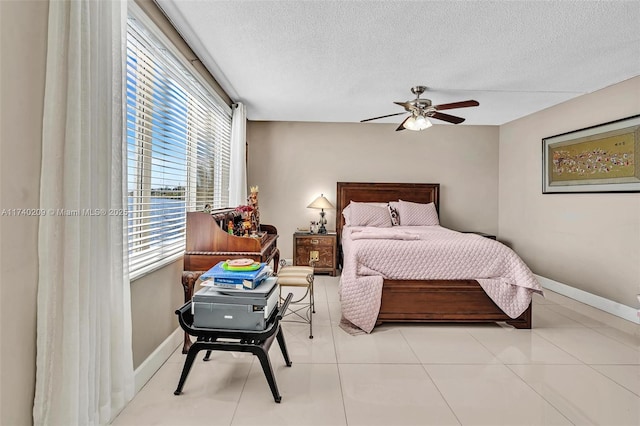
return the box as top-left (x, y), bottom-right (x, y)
top-left (336, 182), bottom-right (531, 329)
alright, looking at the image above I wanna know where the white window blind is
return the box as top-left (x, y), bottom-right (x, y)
top-left (126, 12), bottom-right (232, 279)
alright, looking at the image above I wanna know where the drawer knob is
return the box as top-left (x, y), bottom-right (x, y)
top-left (311, 239), bottom-right (319, 244)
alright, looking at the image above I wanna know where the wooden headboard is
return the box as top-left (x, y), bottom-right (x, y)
top-left (335, 182), bottom-right (440, 246)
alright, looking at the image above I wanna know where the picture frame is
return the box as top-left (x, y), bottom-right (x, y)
top-left (542, 114), bottom-right (640, 193)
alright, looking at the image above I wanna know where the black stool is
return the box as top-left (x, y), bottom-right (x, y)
top-left (174, 293), bottom-right (293, 403)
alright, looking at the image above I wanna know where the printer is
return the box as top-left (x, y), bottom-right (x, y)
top-left (192, 277), bottom-right (279, 331)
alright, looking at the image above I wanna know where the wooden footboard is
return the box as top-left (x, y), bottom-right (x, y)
top-left (376, 279), bottom-right (532, 329)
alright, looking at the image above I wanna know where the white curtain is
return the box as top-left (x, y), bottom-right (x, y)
top-left (34, 1), bottom-right (134, 425)
top-left (229, 102), bottom-right (248, 206)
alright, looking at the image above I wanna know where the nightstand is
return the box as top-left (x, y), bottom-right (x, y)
top-left (461, 231), bottom-right (496, 240)
top-left (293, 232), bottom-right (337, 276)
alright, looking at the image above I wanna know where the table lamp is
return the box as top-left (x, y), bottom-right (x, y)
top-left (307, 194), bottom-right (334, 234)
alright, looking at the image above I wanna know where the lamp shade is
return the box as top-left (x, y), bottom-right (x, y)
top-left (307, 194), bottom-right (334, 210)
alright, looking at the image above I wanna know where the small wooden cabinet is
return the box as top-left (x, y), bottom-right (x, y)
top-left (293, 232), bottom-right (337, 276)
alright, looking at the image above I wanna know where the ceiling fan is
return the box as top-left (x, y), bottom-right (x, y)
top-left (360, 86), bottom-right (479, 131)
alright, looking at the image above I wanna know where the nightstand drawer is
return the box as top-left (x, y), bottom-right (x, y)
top-left (295, 246), bottom-right (334, 268)
top-left (295, 237), bottom-right (334, 247)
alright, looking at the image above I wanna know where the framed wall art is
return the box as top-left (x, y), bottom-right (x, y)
top-left (542, 114), bottom-right (640, 193)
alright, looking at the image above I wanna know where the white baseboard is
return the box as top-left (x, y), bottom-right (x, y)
top-left (134, 328), bottom-right (182, 394)
top-left (535, 274), bottom-right (640, 325)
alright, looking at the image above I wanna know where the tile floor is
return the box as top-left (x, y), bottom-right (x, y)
top-left (113, 275), bottom-right (640, 426)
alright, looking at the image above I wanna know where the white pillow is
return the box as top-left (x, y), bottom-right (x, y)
top-left (397, 200), bottom-right (439, 226)
top-left (344, 201), bottom-right (392, 227)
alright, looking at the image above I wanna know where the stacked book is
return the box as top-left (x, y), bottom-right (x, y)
top-left (200, 259), bottom-right (271, 290)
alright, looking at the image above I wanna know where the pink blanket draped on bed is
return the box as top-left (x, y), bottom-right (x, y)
top-left (339, 226), bottom-right (543, 333)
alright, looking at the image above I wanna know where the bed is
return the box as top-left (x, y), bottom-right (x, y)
top-left (336, 182), bottom-right (541, 333)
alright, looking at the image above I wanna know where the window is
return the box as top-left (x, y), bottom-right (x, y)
top-left (126, 8), bottom-right (232, 279)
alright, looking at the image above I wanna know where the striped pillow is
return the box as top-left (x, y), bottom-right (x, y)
top-left (388, 202), bottom-right (400, 226)
top-left (397, 200), bottom-right (439, 226)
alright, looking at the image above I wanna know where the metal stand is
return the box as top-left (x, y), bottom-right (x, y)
top-left (277, 260), bottom-right (315, 339)
top-left (174, 293), bottom-right (293, 403)
top-left (318, 209), bottom-right (327, 234)
top-left (279, 274), bottom-right (314, 338)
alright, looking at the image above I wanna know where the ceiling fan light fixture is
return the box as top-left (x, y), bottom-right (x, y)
top-left (415, 114), bottom-right (432, 130)
top-left (403, 114), bottom-right (432, 131)
top-left (403, 116), bottom-right (416, 130)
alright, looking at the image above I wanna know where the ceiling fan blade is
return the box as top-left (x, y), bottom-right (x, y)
top-left (433, 100), bottom-right (479, 111)
top-left (429, 111), bottom-right (466, 124)
top-left (393, 101), bottom-right (412, 109)
top-left (360, 112), bottom-right (406, 123)
top-left (395, 115), bottom-right (411, 131)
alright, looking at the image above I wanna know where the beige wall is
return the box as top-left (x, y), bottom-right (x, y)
top-left (130, 259), bottom-right (184, 369)
top-left (247, 121), bottom-right (500, 260)
top-left (499, 76), bottom-right (640, 308)
top-left (0, 1), bottom-right (48, 424)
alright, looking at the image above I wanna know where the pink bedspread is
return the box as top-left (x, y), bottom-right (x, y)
top-left (339, 226), bottom-right (543, 333)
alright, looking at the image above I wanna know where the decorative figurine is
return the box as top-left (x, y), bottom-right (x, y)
top-left (234, 204), bottom-right (254, 237)
top-left (247, 185), bottom-right (260, 233)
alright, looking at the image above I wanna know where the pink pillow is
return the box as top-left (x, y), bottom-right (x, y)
top-left (342, 202), bottom-right (388, 226)
top-left (397, 200), bottom-right (439, 226)
top-left (344, 202), bottom-right (392, 227)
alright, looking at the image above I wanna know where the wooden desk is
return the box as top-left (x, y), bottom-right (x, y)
top-left (183, 211), bottom-right (280, 272)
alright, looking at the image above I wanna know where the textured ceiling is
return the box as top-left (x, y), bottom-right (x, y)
top-left (155, 0), bottom-right (640, 125)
